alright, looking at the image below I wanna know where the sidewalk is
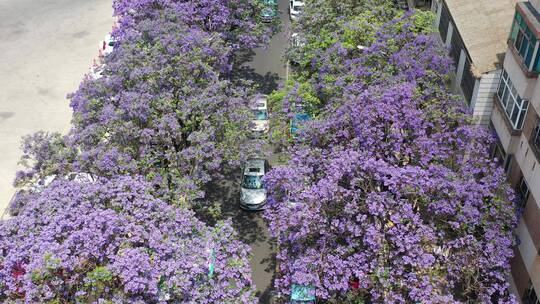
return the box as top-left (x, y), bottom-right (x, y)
top-left (0, 0), bottom-right (114, 216)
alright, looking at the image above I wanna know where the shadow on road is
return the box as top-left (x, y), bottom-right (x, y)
top-left (198, 166), bottom-right (278, 303)
top-left (228, 49), bottom-right (281, 95)
top-left (201, 169), bottom-right (268, 244)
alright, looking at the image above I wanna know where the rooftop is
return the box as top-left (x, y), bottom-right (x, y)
top-left (444, 0), bottom-right (518, 75)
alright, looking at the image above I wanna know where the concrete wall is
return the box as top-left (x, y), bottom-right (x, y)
top-left (516, 218), bottom-right (540, 300)
top-left (472, 71), bottom-right (501, 125)
top-left (504, 49), bottom-right (538, 100)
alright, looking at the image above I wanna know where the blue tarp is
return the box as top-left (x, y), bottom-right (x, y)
top-left (291, 284), bottom-right (316, 302)
top-left (290, 113), bottom-right (310, 135)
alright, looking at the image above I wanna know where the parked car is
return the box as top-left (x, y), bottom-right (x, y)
top-left (261, 0), bottom-right (278, 22)
top-left (289, 0), bottom-right (305, 20)
top-left (88, 60), bottom-right (104, 80)
top-left (98, 34), bottom-right (117, 57)
top-left (291, 32), bottom-right (306, 48)
top-left (250, 95), bottom-right (269, 135)
top-left (240, 158), bottom-right (269, 210)
top-left (289, 32), bottom-right (307, 64)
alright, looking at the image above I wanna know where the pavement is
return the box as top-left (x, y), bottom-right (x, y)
top-left (0, 0), bottom-right (114, 216)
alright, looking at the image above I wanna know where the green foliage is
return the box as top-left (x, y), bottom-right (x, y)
top-left (84, 266), bottom-right (114, 290)
top-left (409, 10), bottom-right (436, 34)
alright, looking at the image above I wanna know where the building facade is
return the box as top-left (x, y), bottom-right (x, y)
top-left (492, 1), bottom-right (540, 302)
top-left (431, 0), bottom-right (517, 125)
top-left (432, 1), bottom-right (540, 302)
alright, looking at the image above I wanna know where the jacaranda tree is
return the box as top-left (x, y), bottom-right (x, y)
top-left (0, 175), bottom-right (256, 303)
top-left (16, 7), bottom-right (258, 206)
top-left (3, 0), bottom-right (271, 301)
top-left (265, 4), bottom-right (517, 304)
top-left (112, 0), bottom-right (273, 52)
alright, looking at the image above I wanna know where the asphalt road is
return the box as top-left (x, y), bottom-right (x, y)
top-left (222, 1), bottom-right (291, 302)
top-left (0, 0), bottom-right (114, 216)
top-left (243, 1), bottom-right (291, 301)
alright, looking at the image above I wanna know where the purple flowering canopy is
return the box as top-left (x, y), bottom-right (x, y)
top-left (265, 6), bottom-right (518, 304)
top-left (15, 5), bottom-right (263, 205)
top-left (0, 176), bottom-right (256, 303)
top-left (3, 0), bottom-right (270, 301)
top-left (112, 0), bottom-right (272, 51)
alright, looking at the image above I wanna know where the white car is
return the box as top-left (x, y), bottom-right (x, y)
top-left (250, 95), bottom-right (269, 135)
top-left (33, 172), bottom-right (95, 191)
top-left (290, 33), bottom-right (307, 64)
top-left (291, 32), bottom-right (306, 48)
top-left (99, 34), bottom-right (117, 57)
top-left (289, 0), bottom-right (305, 20)
top-left (88, 60), bottom-right (104, 80)
top-left (240, 158), bottom-right (269, 211)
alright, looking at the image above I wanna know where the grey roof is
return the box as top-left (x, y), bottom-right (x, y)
top-left (445, 0), bottom-right (518, 75)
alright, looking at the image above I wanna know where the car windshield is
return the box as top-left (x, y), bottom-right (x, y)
top-left (253, 109), bottom-right (268, 120)
top-left (293, 5), bottom-right (302, 11)
top-left (242, 175), bottom-right (263, 189)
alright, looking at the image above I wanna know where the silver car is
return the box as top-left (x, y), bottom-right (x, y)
top-left (250, 95), bottom-right (269, 135)
top-left (240, 158), bottom-right (269, 210)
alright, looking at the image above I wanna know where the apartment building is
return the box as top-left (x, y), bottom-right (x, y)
top-left (491, 1), bottom-right (540, 302)
top-left (431, 0), bottom-right (517, 125)
top-left (432, 0), bottom-right (540, 302)
top-left (432, 0), bottom-right (540, 304)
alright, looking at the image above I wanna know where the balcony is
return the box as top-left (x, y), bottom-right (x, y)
top-left (508, 2), bottom-right (540, 77)
top-left (495, 69), bottom-right (530, 133)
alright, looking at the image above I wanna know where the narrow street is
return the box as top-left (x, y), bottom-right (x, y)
top-left (217, 1), bottom-right (290, 302)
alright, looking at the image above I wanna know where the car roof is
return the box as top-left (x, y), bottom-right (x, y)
top-left (244, 158), bottom-right (266, 176)
top-left (292, 0), bottom-right (305, 5)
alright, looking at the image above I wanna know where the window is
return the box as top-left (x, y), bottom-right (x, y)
top-left (438, 2), bottom-right (450, 42)
top-left (489, 137), bottom-right (512, 175)
top-left (509, 9), bottom-right (540, 72)
top-left (461, 57), bottom-right (476, 104)
top-left (497, 70), bottom-right (529, 130)
top-left (504, 154), bottom-right (512, 175)
top-left (516, 175), bottom-right (530, 208)
top-left (533, 120), bottom-right (540, 152)
top-left (490, 142), bottom-right (507, 167)
top-left (450, 27), bottom-right (465, 72)
top-left (523, 281), bottom-right (540, 304)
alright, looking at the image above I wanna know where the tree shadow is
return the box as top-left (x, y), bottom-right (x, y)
top-left (258, 270), bottom-right (280, 304)
top-left (200, 168), bottom-right (269, 245)
top-left (230, 66), bottom-right (281, 95)
top-left (227, 49), bottom-right (281, 95)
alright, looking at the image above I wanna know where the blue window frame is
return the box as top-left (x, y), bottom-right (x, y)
top-left (510, 11), bottom-right (540, 72)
